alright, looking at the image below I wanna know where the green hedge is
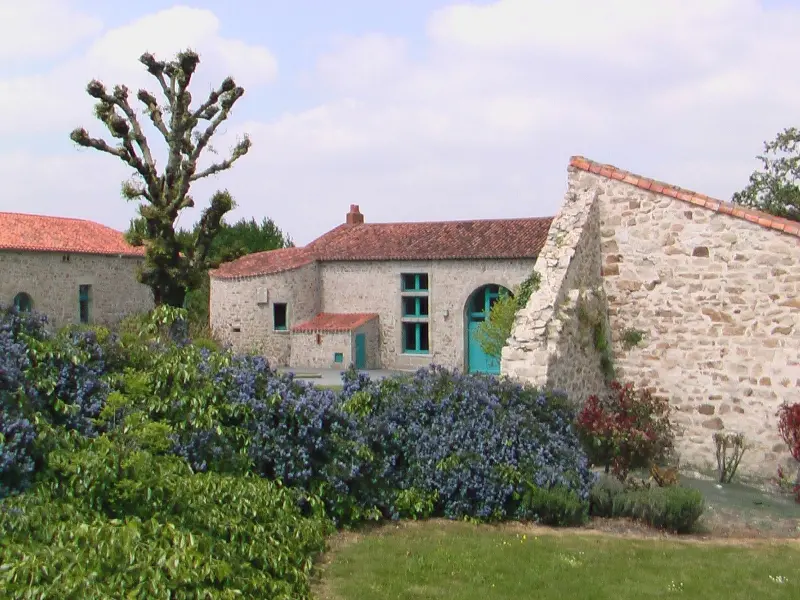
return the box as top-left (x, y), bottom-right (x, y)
top-left (589, 475), bottom-right (705, 533)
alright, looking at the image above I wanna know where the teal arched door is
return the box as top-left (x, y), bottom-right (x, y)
top-left (466, 284), bottom-right (510, 374)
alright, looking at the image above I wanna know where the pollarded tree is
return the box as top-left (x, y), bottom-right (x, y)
top-left (70, 49), bottom-right (251, 307)
top-left (733, 127), bottom-right (800, 222)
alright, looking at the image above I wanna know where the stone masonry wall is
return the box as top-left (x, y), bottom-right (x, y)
top-left (210, 262), bottom-right (320, 365)
top-left (581, 169), bottom-right (800, 476)
top-left (290, 331), bottom-right (351, 369)
top-left (502, 178), bottom-right (608, 405)
top-left (320, 259), bottom-right (537, 371)
top-left (0, 250), bottom-right (152, 328)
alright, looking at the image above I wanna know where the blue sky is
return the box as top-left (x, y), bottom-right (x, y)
top-left (1, 1), bottom-right (798, 244)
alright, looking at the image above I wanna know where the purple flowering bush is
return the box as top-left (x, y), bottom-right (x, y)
top-left (340, 366), bottom-right (595, 523)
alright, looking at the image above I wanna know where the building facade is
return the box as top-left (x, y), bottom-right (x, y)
top-left (0, 212), bottom-right (153, 328)
top-left (210, 207), bottom-right (550, 373)
top-left (503, 156), bottom-right (800, 477)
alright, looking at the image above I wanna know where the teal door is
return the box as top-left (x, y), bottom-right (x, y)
top-left (466, 285), bottom-right (506, 375)
top-left (354, 333), bottom-right (367, 369)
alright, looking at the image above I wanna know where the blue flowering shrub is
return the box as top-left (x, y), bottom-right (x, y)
top-left (1, 304), bottom-right (602, 596)
top-left (340, 366), bottom-right (595, 523)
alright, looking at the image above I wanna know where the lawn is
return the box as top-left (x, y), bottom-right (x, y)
top-left (316, 521), bottom-right (800, 599)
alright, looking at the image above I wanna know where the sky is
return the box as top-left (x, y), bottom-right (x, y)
top-left (1, 0), bottom-right (798, 245)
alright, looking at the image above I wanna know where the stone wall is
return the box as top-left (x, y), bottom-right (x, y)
top-left (504, 162), bottom-right (799, 477)
top-left (290, 331), bottom-right (352, 369)
top-left (320, 259), bottom-right (536, 371)
top-left (210, 262), bottom-right (320, 365)
top-left (0, 250), bottom-right (152, 328)
top-left (502, 178), bottom-right (608, 406)
top-left (582, 168), bottom-right (800, 476)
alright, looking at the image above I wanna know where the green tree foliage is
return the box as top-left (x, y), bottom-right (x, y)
top-left (181, 217), bottom-right (293, 326)
top-left (474, 271), bottom-right (541, 359)
top-left (70, 49), bottom-right (251, 307)
top-left (732, 127), bottom-right (800, 222)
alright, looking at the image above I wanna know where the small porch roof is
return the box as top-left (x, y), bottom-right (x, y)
top-left (292, 312), bottom-right (378, 333)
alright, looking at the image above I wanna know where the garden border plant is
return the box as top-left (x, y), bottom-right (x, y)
top-left (0, 303), bottom-right (709, 598)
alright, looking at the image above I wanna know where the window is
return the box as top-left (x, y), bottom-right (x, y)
top-left (403, 322), bottom-right (429, 353)
top-left (78, 285), bottom-right (92, 324)
top-left (401, 273), bottom-right (428, 291)
top-left (402, 295), bottom-right (429, 317)
top-left (13, 292), bottom-right (33, 312)
top-left (400, 273), bottom-right (430, 353)
top-left (334, 352), bottom-right (344, 363)
top-left (273, 302), bottom-right (288, 331)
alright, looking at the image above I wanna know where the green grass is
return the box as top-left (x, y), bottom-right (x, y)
top-left (317, 522), bottom-right (800, 599)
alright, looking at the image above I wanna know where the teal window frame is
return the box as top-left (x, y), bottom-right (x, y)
top-left (402, 295), bottom-right (429, 318)
top-left (402, 322), bottom-right (429, 354)
top-left (273, 302), bottom-right (288, 331)
top-left (401, 273), bottom-right (428, 292)
top-left (13, 292), bottom-right (33, 312)
top-left (400, 273), bottom-right (430, 354)
top-left (78, 285), bottom-right (91, 324)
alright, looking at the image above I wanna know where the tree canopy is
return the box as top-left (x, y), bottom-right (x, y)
top-left (70, 49), bottom-right (252, 306)
top-left (732, 127), bottom-right (800, 222)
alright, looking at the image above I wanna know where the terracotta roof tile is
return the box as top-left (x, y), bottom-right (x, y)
top-left (211, 215), bottom-right (553, 279)
top-left (292, 312), bottom-right (378, 333)
top-left (570, 156), bottom-right (800, 238)
top-left (0, 212), bottom-right (145, 256)
top-left (210, 247), bottom-right (316, 279)
top-left (307, 217), bottom-right (553, 262)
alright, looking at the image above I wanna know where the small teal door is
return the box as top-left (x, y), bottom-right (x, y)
top-left (354, 333), bottom-right (367, 370)
top-left (466, 285), bottom-right (506, 375)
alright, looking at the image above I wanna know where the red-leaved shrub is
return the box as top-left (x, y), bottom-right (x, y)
top-left (576, 381), bottom-right (674, 481)
top-left (777, 402), bottom-right (800, 462)
top-left (777, 402), bottom-right (800, 504)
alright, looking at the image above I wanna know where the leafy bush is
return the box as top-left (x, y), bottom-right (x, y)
top-left (576, 381), bottom-right (674, 480)
top-left (341, 366), bottom-right (595, 523)
top-left (777, 402), bottom-right (800, 462)
top-left (589, 474), bottom-right (704, 533)
top-left (1, 457), bottom-right (329, 599)
top-left (588, 473), bottom-right (626, 517)
top-left (1, 306), bottom-right (48, 497)
top-left (521, 483), bottom-right (588, 526)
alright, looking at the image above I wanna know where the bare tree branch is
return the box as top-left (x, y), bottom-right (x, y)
top-left (70, 49), bottom-right (250, 307)
top-left (190, 136), bottom-right (251, 181)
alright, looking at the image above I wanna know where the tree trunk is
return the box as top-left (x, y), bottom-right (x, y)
top-left (152, 285), bottom-right (186, 309)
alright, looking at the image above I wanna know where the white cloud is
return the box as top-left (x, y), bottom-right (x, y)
top-left (0, 5), bottom-right (277, 137)
top-left (0, 0), bottom-right (103, 62)
top-left (1, 1), bottom-right (799, 246)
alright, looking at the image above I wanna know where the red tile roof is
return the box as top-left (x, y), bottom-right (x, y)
top-left (0, 212), bottom-right (145, 256)
top-left (570, 156), bottom-right (800, 238)
top-left (292, 312), bottom-right (378, 333)
top-left (211, 216), bottom-right (553, 279)
top-left (210, 247), bottom-right (315, 279)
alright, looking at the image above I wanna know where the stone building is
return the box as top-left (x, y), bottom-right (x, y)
top-left (503, 156), bottom-right (799, 477)
top-left (210, 206), bottom-right (550, 372)
top-left (0, 212), bottom-right (153, 328)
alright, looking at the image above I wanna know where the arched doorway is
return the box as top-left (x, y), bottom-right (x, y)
top-left (13, 292), bottom-right (33, 312)
top-left (466, 284), bottom-right (511, 374)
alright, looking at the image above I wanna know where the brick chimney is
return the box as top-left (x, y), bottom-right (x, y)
top-left (346, 204), bottom-right (364, 225)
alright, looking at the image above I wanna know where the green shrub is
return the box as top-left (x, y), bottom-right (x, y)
top-left (1, 442), bottom-right (330, 599)
top-left (521, 484), bottom-right (589, 526)
top-left (588, 474), bottom-right (626, 517)
top-left (589, 475), bottom-right (704, 533)
top-left (613, 487), bottom-right (703, 534)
